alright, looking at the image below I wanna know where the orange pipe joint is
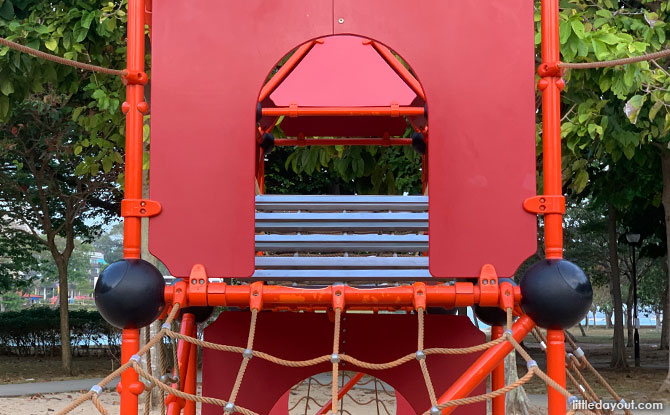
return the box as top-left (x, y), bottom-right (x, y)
top-left (261, 105), bottom-right (426, 118)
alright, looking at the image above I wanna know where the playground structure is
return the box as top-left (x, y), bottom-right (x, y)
top-left (48, 0), bottom-right (634, 414)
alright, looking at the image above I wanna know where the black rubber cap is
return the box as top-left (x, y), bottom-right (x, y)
top-left (520, 259), bottom-right (592, 329)
top-left (95, 259), bottom-right (165, 329)
top-left (412, 132), bottom-right (426, 155)
top-left (261, 132), bottom-right (275, 154)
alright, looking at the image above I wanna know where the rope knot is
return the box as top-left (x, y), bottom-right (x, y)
top-left (224, 402), bottom-right (235, 413)
top-left (415, 350), bottom-right (426, 361)
top-left (89, 385), bottom-right (102, 395)
top-left (243, 349), bottom-right (253, 360)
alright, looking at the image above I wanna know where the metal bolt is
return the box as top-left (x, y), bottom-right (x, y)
top-left (338, 18), bottom-right (344, 24)
top-left (199, 279), bottom-right (205, 285)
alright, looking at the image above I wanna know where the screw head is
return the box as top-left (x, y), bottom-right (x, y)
top-left (338, 18), bottom-right (344, 24)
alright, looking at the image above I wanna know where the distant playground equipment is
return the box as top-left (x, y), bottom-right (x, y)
top-left (5, 1), bottom-right (670, 414)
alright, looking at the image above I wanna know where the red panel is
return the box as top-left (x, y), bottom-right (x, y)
top-left (202, 312), bottom-right (485, 415)
top-left (332, 0), bottom-right (537, 277)
top-left (149, 1), bottom-right (333, 277)
top-left (270, 35), bottom-right (416, 106)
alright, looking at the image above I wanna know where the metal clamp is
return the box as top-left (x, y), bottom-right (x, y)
top-left (523, 195), bottom-right (565, 215)
top-left (121, 199), bottom-right (162, 218)
top-left (123, 70), bottom-right (149, 85)
top-left (90, 385), bottom-right (103, 395)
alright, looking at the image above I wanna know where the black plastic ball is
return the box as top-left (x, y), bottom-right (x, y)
top-left (260, 132), bottom-right (275, 154)
top-left (412, 132), bottom-right (426, 155)
top-left (520, 259), bottom-right (592, 329)
top-left (180, 306), bottom-right (215, 323)
top-left (95, 259), bottom-right (166, 329)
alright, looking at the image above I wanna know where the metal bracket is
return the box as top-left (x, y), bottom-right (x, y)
top-left (188, 264), bottom-right (208, 306)
top-left (477, 264), bottom-right (499, 307)
top-left (121, 199), bottom-right (162, 218)
top-left (537, 62), bottom-right (562, 78)
top-left (412, 282), bottom-right (427, 311)
top-left (123, 70), bottom-right (149, 85)
top-left (523, 195), bottom-right (565, 215)
top-left (332, 284), bottom-right (345, 311)
top-left (249, 281), bottom-right (264, 311)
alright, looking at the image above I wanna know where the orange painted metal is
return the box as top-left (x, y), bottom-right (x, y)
top-left (122, 0), bottom-right (146, 260)
top-left (433, 315), bottom-right (535, 415)
top-left (539, 0), bottom-right (564, 260)
top-left (477, 265), bottom-right (499, 307)
top-left (368, 40), bottom-right (425, 101)
top-left (183, 318), bottom-right (198, 415)
top-left (164, 282), bottom-right (523, 311)
top-left (491, 326), bottom-right (505, 415)
top-left (258, 40), bottom-right (317, 102)
top-left (546, 330), bottom-right (567, 415)
top-left (523, 195), bottom-right (566, 215)
top-left (187, 264), bottom-right (209, 305)
top-left (166, 313), bottom-right (195, 415)
top-left (315, 372), bottom-right (366, 415)
top-left (121, 199), bottom-right (162, 218)
top-left (275, 138), bottom-right (412, 146)
top-left (119, 329), bottom-right (143, 415)
top-left (261, 106), bottom-right (425, 117)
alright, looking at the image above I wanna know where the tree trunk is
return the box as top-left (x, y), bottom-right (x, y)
top-left (626, 283), bottom-right (634, 348)
top-left (656, 311), bottom-right (662, 331)
top-left (592, 310), bottom-right (597, 327)
top-left (578, 323), bottom-right (586, 337)
top-left (659, 150), bottom-right (670, 391)
top-left (505, 351), bottom-right (530, 415)
top-left (608, 204), bottom-right (628, 369)
top-left (584, 313), bottom-right (589, 329)
top-left (56, 259), bottom-right (72, 375)
top-left (661, 265), bottom-right (669, 350)
top-left (604, 310), bottom-right (613, 329)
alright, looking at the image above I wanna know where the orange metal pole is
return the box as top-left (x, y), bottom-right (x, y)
top-left (539, 0), bottom-right (564, 260)
top-left (275, 138), bottom-right (412, 146)
top-left (258, 41), bottom-right (316, 102)
top-left (119, 329), bottom-right (143, 415)
top-left (261, 106), bottom-right (425, 117)
top-left (315, 372), bottom-right (365, 415)
top-left (183, 320), bottom-right (198, 415)
top-left (167, 313), bottom-right (195, 415)
top-left (433, 315), bottom-right (535, 415)
top-left (491, 326), bottom-right (505, 415)
top-left (369, 41), bottom-right (425, 101)
top-left (546, 330), bottom-right (567, 415)
top-left (122, 0), bottom-right (146, 259)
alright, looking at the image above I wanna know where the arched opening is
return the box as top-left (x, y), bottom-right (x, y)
top-left (252, 35), bottom-right (430, 283)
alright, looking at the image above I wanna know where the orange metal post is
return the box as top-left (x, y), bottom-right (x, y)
top-left (433, 315), bottom-right (535, 415)
top-left (539, 0), bottom-right (564, 260)
top-left (491, 326), bottom-right (505, 415)
top-left (368, 41), bottom-right (425, 101)
top-left (183, 319), bottom-right (198, 415)
top-left (167, 313), bottom-right (195, 415)
top-left (261, 106), bottom-right (425, 117)
top-left (122, 0), bottom-right (146, 259)
top-left (546, 330), bottom-right (567, 415)
top-left (119, 329), bottom-right (143, 415)
top-left (258, 41), bottom-right (316, 102)
top-left (316, 372), bottom-right (365, 415)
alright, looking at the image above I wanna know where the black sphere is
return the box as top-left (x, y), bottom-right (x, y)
top-left (180, 306), bottom-right (215, 323)
top-left (260, 132), bottom-right (275, 154)
top-left (412, 132), bottom-right (426, 155)
top-left (520, 259), bottom-right (592, 329)
top-left (95, 259), bottom-right (166, 329)
top-left (474, 278), bottom-right (516, 326)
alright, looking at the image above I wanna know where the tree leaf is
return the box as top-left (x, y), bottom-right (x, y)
top-left (649, 100), bottom-right (663, 122)
top-left (44, 38), bottom-right (58, 51)
top-left (0, 0), bottom-right (14, 20)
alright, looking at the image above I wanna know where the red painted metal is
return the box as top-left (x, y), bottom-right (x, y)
top-left (122, 0), bottom-right (146, 260)
top-left (540, 0), bottom-right (564, 260)
top-left (275, 138), bottom-right (412, 146)
top-left (491, 326), bottom-right (505, 415)
top-left (434, 315), bottom-right (535, 415)
top-left (202, 312), bottom-right (486, 415)
top-left (262, 106), bottom-right (425, 117)
top-left (547, 330), bottom-right (567, 415)
top-left (119, 329), bottom-right (142, 415)
top-left (164, 281), bottom-right (523, 310)
top-left (331, 0), bottom-right (538, 278)
top-left (315, 372), bottom-right (365, 415)
top-left (278, 115), bottom-right (408, 138)
top-left (269, 35), bottom-right (417, 107)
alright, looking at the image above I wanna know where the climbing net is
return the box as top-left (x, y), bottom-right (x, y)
top-left (55, 302), bottom-right (617, 415)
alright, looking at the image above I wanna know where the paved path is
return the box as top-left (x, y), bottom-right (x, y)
top-left (0, 378), bottom-right (120, 397)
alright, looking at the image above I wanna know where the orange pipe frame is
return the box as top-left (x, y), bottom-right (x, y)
top-left (368, 40), bottom-right (426, 101)
top-left (166, 313), bottom-right (196, 415)
top-left (316, 372), bottom-right (366, 415)
top-left (261, 106), bottom-right (425, 117)
top-left (490, 326), bottom-right (505, 415)
top-left (258, 40), bottom-right (316, 102)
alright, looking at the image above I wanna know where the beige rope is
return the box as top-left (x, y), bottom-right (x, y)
top-left (559, 48), bottom-right (670, 69)
top-left (331, 308), bottom-right (342, 414)
top-left (0, 37), bottom-right (126, 76)
top-left (91, 393), bottom-right (109, 415)
top-left (56, 304), bottom-right (181, 415)
top-left (506, 308), bottom-right (514, 331)
top-left (157, 320), bottom-right (167, 415)
top-left (144, 327), bottom-right (152, 415)
top-left (224, 309), bottom-right (259, 415)
top-left (417, 308), bottom-right (438, 408)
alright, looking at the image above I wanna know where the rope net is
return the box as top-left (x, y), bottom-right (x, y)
top-left (54, 305), bottom-right (623, 415)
